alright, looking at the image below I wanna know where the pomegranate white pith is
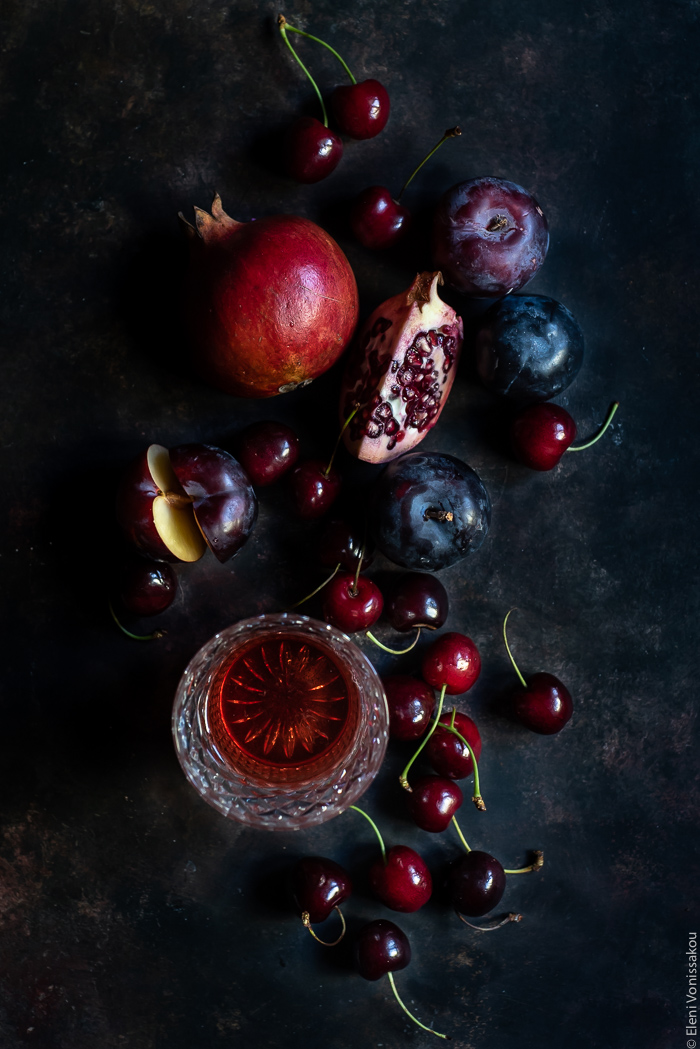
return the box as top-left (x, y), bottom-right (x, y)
top-left (340, 272), bottom-right (463, 463)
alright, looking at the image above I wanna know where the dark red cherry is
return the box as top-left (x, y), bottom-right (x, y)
top-left (446, 850), bottom-right (506, 917)
top-left (322, 572), bottom-right (383, 633)
top-left (355, 919), bottom-right (410, 981)
top-left (234, 421), bottom-right (300, 486)
top-left (285, 116), bottom-right (343, 183)
top-left (290, 856), bottom-right (352, 924)
top-left (422, 632), bottom-right (481, 694)
top-left (331, 79), bottom-right (390, 140)
top-left (117, 556), bottom-right (177, 617)
top-left (407, 775), bottom-right (463, 832)
top-left (369, 846), bottom-right (432, 913)
top-left (289, 459), bottom-right (342, 518)
top-left (514, 672), bottom-right (573, 734)
top-left (349, 186), bottom-right (410, 250)
top-left (319, 519), bottom-right (375, 572)
top-left (511, 403), bottom-right (577, 470)
top-left (382, 676), bottom-right (435, 741)
top-left (426, 711), bottom-right (482, 779)
top-left (386, 573), bottom-right (449, 633)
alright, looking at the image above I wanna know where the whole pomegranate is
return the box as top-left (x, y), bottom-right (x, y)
top-left (339, 272), bottom-right (463, 463)
top-left (180, 195), bottom-right (359, 397)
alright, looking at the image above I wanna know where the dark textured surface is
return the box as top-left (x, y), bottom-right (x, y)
top-left (0, 2), bottom-right (698, 1047)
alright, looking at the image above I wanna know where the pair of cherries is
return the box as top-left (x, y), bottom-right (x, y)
top-left (278, 16), bottom-right (389, 184)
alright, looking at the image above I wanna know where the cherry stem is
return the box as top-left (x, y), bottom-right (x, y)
top-left (568, 401), bottom-right (620, 452)
top-left (397, 127), bottom-right (462, 202)
top-left (325, 402), bottom-right (360, 478)
top-left (301, 905), bottom-right (346, 946)
top-left (278, 14), bottom-right (329, 127)
top-left (286, 563), bottom-right (340, 610)
top-left (348, 804), bottom-right (387, 864)
top-left (445, 708), bottom-right (485, 810)
top-left (503, 608), bottom-right (527, 689)
top-left (108, 601), bottom-right (164, 641)
top-left (352, 542), bottom-right (365, 592)
top-left (456, 911), bottom-right (522, 931)
top-left (399, 683), bottom-right (447, 791)
top-left (279, 16), bottom-right (356, 84)
top-left (365, 628), bottom-right (421, 655)
top-left (503, 850), bottom-right (544, 875)
top-left (386, 972), bottom-right (449, 1040)
top-left (451, 815), bottom-right (471, 854)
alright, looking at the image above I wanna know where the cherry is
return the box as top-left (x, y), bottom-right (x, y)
top-left (332, 78), bottom-right (390, 139)
top-left (406, 775), bottom-right (463, 832)
top-left (350, 127), bottom-right (461, 250)
top-left (382, 675), bottom-right (435, 741)
top-left (234, 421), bottom-right (299, 486)
top-left (512, 400), bottom-right (619, 471)
top-left (422, 632), bottom-right (481, 695)
top-left (290, 856), bottom-right (351, 944)
top-left (426, 711), bottom-right (481, 780)
top-left (356, 920), bottom-right (447, 1039)
top-left (289, 460), bottom-right (341, 518)
top-left (386, 573), bottom-right (448, 633)
top-left (369, 846), bottom-right (432, 912)
top-left (116, 555), bottom-right (177, 617)
top-left (284, 116), bottom-right (343, 184)
top-left (503, 610), bottom-right (573, 734)
top-left (319, 519), bottom-right (374, 572)
top-left (446, 850), bottom-right (506, 917)
top-left (322, 572), bottom-right (383, 633)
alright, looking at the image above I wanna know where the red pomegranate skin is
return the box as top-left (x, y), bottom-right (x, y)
top-left (182, 196), bottom-right (359, 398)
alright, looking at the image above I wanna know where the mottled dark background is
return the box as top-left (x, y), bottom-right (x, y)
top-left (1, 1), bottom-right (698, 1047)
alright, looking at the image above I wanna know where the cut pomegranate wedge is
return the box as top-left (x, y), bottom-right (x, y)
top-left (339, 272), bottom-right (463, 463)
top-left (117, 443), bottom-right (257, 564)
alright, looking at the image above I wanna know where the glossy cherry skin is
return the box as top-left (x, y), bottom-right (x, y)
top-left (356, 919), bottom-right (410, 981)
top-left (322, 572), bottom-right (383, 633)
top-left (383, 676), bottom-right (435, 741)
top-left (386, 573), bottom-right (449, 633)
top-left (331, 79), bottom-right (390, 140)
top-left (511, 403), bottom-right (577, 470)
top-left (285, 117), bottom-right (343, 183)
top-left (349, 187), bottom-right (410, 249)
top-left (369, 846), bottom-right (432, 912)
top-left (319, 519), bottom-right (375, 573)
top-left (426, 711), bottom-right (482, 779)
top-left (289, 460), bottom-right (341, 518)
top-left (446, 850), bottom-right (506, 917)
top-left (290, 856), bottom-right (352, 924)
top-left (514, 672), bottom-right (573, 734)
top-left (117, 556), bottom-right (177, 617)
top-left (234, 421), bottom-right (300, 486)
top-left (422, 632), bottom-right (481, 695)
top-left (406, 775), bottom-right (463, 832)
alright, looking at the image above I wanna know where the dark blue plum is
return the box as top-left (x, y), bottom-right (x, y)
top-left (474, 295), bottom-right (584, 403)
top-left (369, 452), bottom-right (491, 571)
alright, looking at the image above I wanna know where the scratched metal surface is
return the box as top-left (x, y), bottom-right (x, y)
top-left (0, 1), bottom-right (697, 1046)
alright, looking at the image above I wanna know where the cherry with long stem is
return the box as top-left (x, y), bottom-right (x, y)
top-left (350, 806), bottom-right (432, 913)
top-left (503, 609), bottom-right (574, 734)
top-left (399, 684), bottom-right (447, 790)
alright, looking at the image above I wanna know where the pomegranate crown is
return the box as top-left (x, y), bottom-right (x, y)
top-left (178, 193), bottom-right (242, 244)
top-left (408, 271), bottom-right (444, 311)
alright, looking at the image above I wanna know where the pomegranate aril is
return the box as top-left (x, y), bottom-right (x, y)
top-left (366, 421), bottom-right (383, 438)
top-left (376, 402), bottom-right (393, 419)
top-left (385, 419), bottom-right (399, 436)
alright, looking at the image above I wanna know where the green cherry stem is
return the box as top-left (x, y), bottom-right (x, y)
top-left (324, 402), bottom-right (360, 478)
top-left (349, 804), bottom-right (387, 864)
top-left (503, 608), bottom-right (527, 688)
top-left (451, 815), bottom-right (471, 854)
top-left (365, 627), bottom-right (421, 655)
top-left (278, 14), bottom-right (329, 127)
top-left (386, 972), bottom-right (449, 1040)
top-left (109, 601), bottom-right (164, 641)
top-left (503, 850), bottom-right (544, 875)
top-left (567, 401), bottom-right (619, 452)
top-left (443, 710), bottom-right (485, 810)
top-left (396, 127), bottom-right (462, 202)
top-left (399, 683), bottom-right (447, 791)
top-left (279, 16), bottom-right (357, 84)
top-left (286, 563), bottom-right (341, 610)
